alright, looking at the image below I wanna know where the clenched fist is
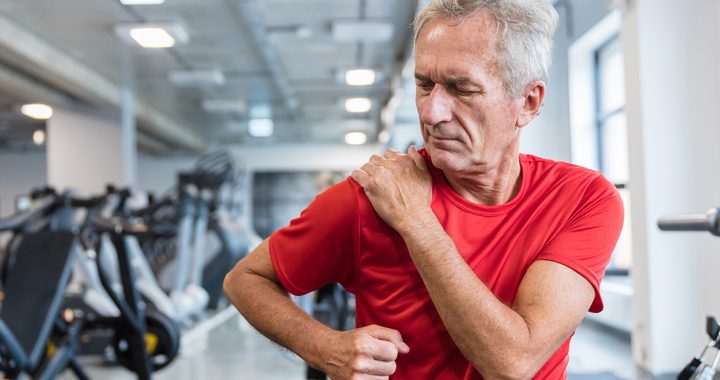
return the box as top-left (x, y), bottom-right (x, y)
top-left (320, 324), bottom-right (410, 380)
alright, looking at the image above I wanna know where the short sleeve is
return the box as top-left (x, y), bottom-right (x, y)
top-left (269, 178), bottom-right (358, 296)
top-left (537, 175), bottom-right (624, 313)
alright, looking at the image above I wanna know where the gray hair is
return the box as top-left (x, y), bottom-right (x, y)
top-left (413, 0), bottom-right (559, 97)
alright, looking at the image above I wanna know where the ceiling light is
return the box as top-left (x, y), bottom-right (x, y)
top-left (119, 0), bottom-right (165, 4)
top-left (345, 98), bottom-right (372, 113)
top-left (115, 23), bottom-right (188, 49)
top-left (345, 132), bottom-right (367, 145)
top-left (332, 20), bottom-right (394, 42)
top-left (130, 28), bottom-right (175, 48)
top-left (248, 119), bottom-right (274, 137)
top-left (32, 129), bottom-right (46, 145)
top-left (168, 69), bottom-right (226, 87)
top-left (21, 103), bottom-right (53, 120)
top-left (202, 99), bottom-right (247, 114)
top-left (345, 69), bottom-right (376, 86)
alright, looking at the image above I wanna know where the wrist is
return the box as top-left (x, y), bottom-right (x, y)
top-left (395, 208), bottom-right (439, 237)
top-left (311, 326), bottom-right (342, 372)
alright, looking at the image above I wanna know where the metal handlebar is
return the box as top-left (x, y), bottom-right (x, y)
top-left (658, 208), bottom-right (720, 237)
top-left (0, 196), bottom-right (57, 232)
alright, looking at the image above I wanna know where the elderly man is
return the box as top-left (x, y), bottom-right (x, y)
top-left (224, 0), bottom-right (624, 379)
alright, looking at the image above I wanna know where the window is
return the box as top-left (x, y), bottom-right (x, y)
top-left (595, 36), bottom-right (629, 186)
top-left (569, 10), bottom-right (632, 275)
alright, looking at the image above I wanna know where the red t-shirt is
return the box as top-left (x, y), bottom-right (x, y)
top-left (269, 151), bottom-right (624, 379)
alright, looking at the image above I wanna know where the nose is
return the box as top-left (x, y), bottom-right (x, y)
top-left (418, 85), bottom-right (453, 127)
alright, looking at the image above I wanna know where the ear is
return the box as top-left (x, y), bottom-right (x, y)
top-left (516, 81), bottom-right (545, 128)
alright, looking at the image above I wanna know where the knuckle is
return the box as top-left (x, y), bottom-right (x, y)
top-left (388, 344), bottom-right (399, 359)
top-left (389, 360), bottom-right (397, 374)
top-left (349, 357), bottom-right (366, 372)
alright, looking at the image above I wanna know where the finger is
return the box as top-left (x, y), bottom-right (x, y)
top-left (351, 169), bottom-right (369, 187)
top-left (360, 162), bottom-right (381, 175)
top-left (355, 375), bottom-right (389, 380)
top-left (383, 149), bottom-right (401, 158)
top-left (369, 339), bottom-right (399, 361)
top-left (365, 325), bottom-right (411, 354)
top-left (407, 145), bottom-right (428, 172)
top-left (350, 356), bottom-right (397, 377)
top-left (369, 154), bottom-right (384, 165)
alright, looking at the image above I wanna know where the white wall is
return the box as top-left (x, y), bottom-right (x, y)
top-left (137, 154), bottom-right (196, 195)
top-left (0, 152), bottom-right (46, 216)
top-left (521, 0), bottom-right (610, 162)
top-left (623, 0), bottom-right (720, 373)
top-left (47, 106), bottom-right (134, 195)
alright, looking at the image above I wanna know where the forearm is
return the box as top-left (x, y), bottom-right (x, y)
top-left (398, 215), bottom-right (554, 379)
top-left (223, 268), bottom-right (334, 371)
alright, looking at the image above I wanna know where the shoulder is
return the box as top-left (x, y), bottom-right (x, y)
top-left (521, 154), bottom-right (615, 193)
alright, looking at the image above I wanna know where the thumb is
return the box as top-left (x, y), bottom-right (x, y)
top-left (407, 145), bottom-right (428, 172)
top-left (367, 325), bottom-right (411, 354)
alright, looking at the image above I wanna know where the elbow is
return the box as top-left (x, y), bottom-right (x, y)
top-left (473, 355), bottom-right (541, 380)
top-left (223, 262), bottom-right (248, 304)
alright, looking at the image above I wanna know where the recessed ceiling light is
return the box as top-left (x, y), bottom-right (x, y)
top-left (32, 129), bottom-right (46, 145)
top-left (248, 119), bottom-right (274, 137)
top-left (345, 98), bottom-right (372, 113)
top-left (168, 69), bottom-right (226, 87)
top-left (345, 69), bottom-right (376, 86)
top-left (345, 131), bottom-right (367, 145)
top-left (332, 20), bottom-right (394, 42)
top-left (115, 23), bottom-right (188, 49)
top-left (119, 0), bottom-right (165, 4)
top-left (129, 28), bottom-right (175, 48)
top-left (21, 103), bottom-right (53, 120)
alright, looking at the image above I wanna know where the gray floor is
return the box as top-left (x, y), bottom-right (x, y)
top-left (59, 313), bottom-right (672, 380)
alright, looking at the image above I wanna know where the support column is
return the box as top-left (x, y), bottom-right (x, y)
top-left (623, 0), bottom-right (720, 374)
top-left (46, 103), bottom-right (137, 195)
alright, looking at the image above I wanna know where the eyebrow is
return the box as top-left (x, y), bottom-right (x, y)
top-left (414, 73), bottom-right (478, 87)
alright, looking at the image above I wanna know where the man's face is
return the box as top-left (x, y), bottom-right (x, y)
top-left (415, 12), bottom-right (526, 174)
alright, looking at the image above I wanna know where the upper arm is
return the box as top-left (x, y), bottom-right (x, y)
top-left (233, 238), bottom-right (280, 284)
top-left (512, 260), bottom-right (594, 357)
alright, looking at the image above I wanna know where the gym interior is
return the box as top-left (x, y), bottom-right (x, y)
top-left (0, 0), bottom-right (717, 379)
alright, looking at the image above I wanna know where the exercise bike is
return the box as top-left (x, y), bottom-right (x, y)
top-left (658, 207), bottom-right (720, 380)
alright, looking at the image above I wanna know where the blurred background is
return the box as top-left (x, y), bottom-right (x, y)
top-left (0, 0), bottom-right (718, 379)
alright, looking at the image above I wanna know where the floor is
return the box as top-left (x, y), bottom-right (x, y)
top-left (58, 310), bottom-right (674, 380)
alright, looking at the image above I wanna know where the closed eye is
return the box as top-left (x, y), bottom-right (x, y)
top-left (416, 80), bottom-right (435, 93)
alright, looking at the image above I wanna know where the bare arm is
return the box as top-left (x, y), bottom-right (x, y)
top-left (352, 148), bottom-right (595, 379)
top-left (398, 215), bottom-right (592, 379)
top-left (223, 239), bottom-right (410, 379)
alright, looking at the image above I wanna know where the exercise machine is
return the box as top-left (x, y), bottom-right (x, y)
top-left (658, 207), bottom-right (720, 380)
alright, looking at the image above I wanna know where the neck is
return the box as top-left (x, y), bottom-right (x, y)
top-left (443, 149), bottom-right (523, 206)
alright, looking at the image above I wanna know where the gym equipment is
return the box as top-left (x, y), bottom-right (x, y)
top-left (658, 208), bottom-right (720, 236)
top-left (84, 211), bottom-right (180, 377)
top-left (658, 207), bottom-right (720, 379)
top-left (142, 150), bottom-right (251, 312)
top-left (1, 190), bottom-right (180, 378)
top-left (0, 200), bottom-right (89, 380)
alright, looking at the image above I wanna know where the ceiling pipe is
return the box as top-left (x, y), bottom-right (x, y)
top-left (228, 0), bottom-right (304, 125)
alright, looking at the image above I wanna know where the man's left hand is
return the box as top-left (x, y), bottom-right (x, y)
top-left (351, 146), bottom-right (433, 233)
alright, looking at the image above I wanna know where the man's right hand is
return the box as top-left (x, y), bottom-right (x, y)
top-left (320, 324), bottom-right (410, 379)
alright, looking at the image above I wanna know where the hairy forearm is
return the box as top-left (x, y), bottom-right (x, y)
top-left (397, 214), bottom-right (553, 379)
top-left (223, 268), bottom-right (334, 371)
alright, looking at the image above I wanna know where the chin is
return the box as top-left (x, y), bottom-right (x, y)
top-left (427, 147), bottom-right (466, 173)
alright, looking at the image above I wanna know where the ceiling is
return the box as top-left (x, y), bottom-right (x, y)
top-left (0, 0), bottom-right (418, 154)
